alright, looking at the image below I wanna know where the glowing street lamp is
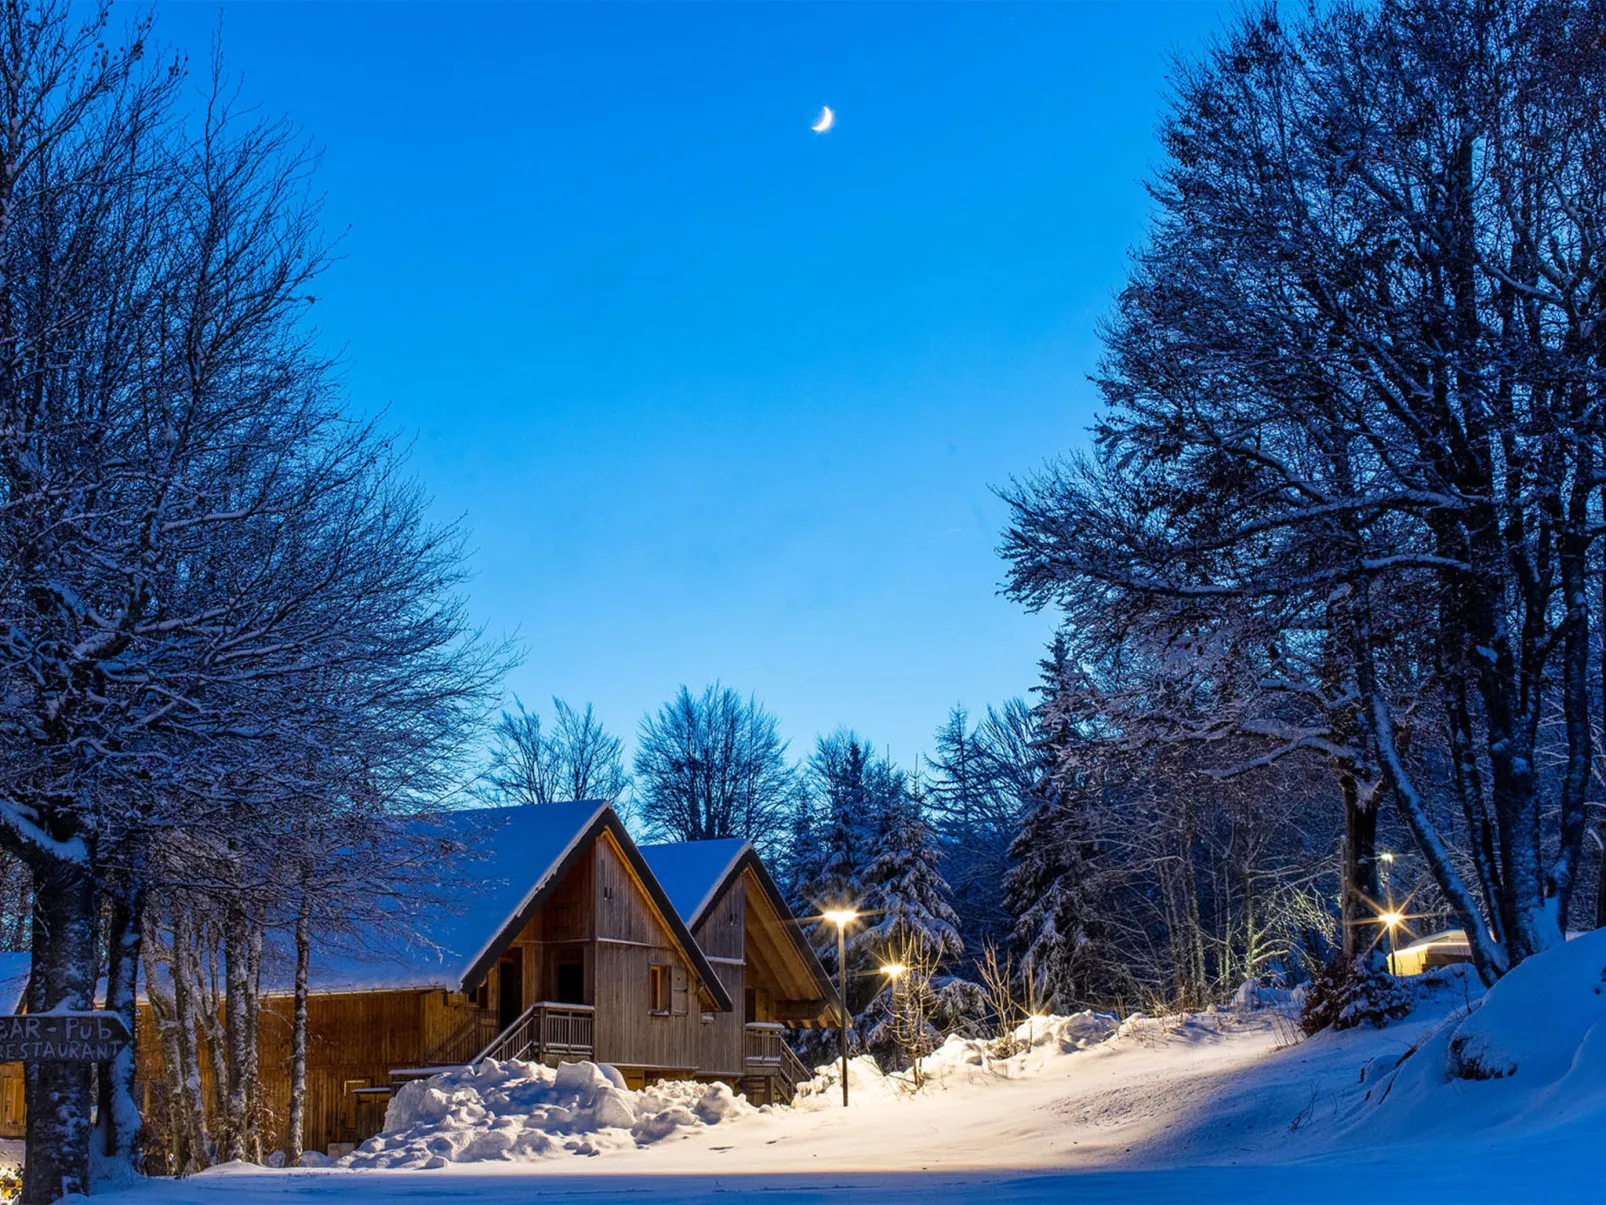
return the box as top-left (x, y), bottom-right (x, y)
top-left (822, 908), bottom-right (859, 1106)
top-left (1378, 908), bottom-right (1404, 970)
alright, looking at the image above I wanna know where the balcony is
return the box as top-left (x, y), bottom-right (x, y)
top-left (743, 1021), bottom-right (786, 1068)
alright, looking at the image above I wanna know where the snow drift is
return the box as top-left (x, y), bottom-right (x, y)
top-left (793, 1009), bottom-right (1124, 1104)
top-left (342, 1059), bottom-right (751, 1168)
top-left (1357, 927), bottom-right (1606, 1145)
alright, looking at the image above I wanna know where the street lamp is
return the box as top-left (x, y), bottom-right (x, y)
top-left (822, 908), bottom-right (859, 1107)
top-left (1378, 908), bottom-right (1404, 970)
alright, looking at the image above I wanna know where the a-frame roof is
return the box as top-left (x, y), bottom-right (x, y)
top-left (640, 837), bottom-right (750, 928)
top-left (300, 803), bottom-right (732, 1011)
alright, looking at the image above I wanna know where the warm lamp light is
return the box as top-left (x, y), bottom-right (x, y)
top-left (1379, 910), bottom-right (1404, 928)
top-left (880, 962), bottom-right (907, 979)
top-left (822, 909), bottom-right (859, 928)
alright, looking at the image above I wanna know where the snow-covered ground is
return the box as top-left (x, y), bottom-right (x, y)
top-left (81, 934), bottom-right (1606, 1203)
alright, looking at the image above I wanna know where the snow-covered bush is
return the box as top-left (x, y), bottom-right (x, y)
top-left (1298, 956), bottom-right (1414, 1035)
top-left (342, 1059), bottom-right (751, 1168)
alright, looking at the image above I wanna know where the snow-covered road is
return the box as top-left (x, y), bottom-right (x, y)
top-left (84, 951), bottom-right (1606, 1205)
top-left (84, 977), bottom-right (1604, 1204)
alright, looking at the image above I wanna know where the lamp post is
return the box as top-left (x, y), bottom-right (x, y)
top-left (822, 909), bottom-right (858, 1107)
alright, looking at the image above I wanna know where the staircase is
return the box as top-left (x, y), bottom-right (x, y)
top-left (473, 1000), bottom-right (595, 1064)
top-left (738, 1023), bottom-right (815, 1105)
top-left (384, 1002), bottom-right (596, 1096)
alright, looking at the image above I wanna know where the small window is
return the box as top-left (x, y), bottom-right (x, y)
top-left (649, 964), bottom-right (671, 1014)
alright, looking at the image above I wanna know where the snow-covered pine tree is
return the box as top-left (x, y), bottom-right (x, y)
top-left (856, 773), bottom-right (973, 1066)
top-left (804, 731), bottom-right (877, 914)
top-left (1004, 633), bottom-right (1099, 1012)
top-left (857, 778), bottom-right (962, 969)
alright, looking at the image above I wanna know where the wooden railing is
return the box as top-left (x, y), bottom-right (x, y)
top-left (779, 1042), bottom-right (814, 1091)
top-left (474, 1001), bottom-right (596, 1065)
top-left (424, 1008), bottom-right (502, 1066)
top-left (743, 1022), bottom-right (787, 1068)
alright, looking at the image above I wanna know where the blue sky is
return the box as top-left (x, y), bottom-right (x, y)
top-left (157, 2), bottom-right (1231, 770)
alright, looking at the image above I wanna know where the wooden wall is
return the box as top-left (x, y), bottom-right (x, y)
top-left (691, 874), bottom-right (748, 1079)
top-left (589, 831), bottom-right (709, 1082)
top-left (0, 1064), bottom-right (20, 1138)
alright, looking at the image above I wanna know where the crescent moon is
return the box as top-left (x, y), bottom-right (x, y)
top-left (811, 106), bottom-right (835, 133)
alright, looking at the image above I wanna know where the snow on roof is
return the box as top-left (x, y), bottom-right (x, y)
top-left (0, 951), bottom-right (28, 1013)
top-left (640, 838), bottom-right (751, 927)
top-left (1397, 928), bottom-right (1471, 953)
top-left (293, 800), bottom-right (610, 995)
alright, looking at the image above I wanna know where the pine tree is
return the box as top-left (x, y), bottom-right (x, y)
top-left (857, 773), bottom-right (979, 1067)
top-left (808, 731), bottom-right (876, 909)
top-left (929, 704), bottom-right (1018, 954)
top-left (1004, 633), bottom-right (1099, 1012)
top-left (858, 781), bottom-right (963, 969)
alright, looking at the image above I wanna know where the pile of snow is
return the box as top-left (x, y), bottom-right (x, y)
top-left (1356, 928), bottom-right (1606, 1144)
top-left (793, 1009), bottom-right (1124, 1104)
top-left (342, 1059), bottom-right (752, 1168)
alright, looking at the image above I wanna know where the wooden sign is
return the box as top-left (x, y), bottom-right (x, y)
top-left (0, 1013), bottom-right (131, 1062)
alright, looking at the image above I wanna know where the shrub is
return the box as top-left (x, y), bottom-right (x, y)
top-left (1299, 956), bottom-right (1415, 1035)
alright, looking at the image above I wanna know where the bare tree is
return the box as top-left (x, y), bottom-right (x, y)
top-left (634, 684), bottom-right (796, 844)
top-left (0, 6), bottom-right (506, 1194)
top-left (1002, 0), bottom-right (1606, 987)
top-left (480, 697), bottom-right (629, 807)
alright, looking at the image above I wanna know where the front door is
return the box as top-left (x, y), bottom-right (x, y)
top-left (498, 955), bottom-right (523, 1030)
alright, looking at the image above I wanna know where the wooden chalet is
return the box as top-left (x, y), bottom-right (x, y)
top-left (255, 800), bottom-right (746, 1154)
top-left (0, 803), bottom-right (839, 1156)
top-left (0, 800), bottom-right (842, 1159)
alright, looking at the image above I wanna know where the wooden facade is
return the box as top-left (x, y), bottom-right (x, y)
top-left (641, 839), bottom-right (838, 1105)
top-left (0, 803), bottom-right (838, 1157)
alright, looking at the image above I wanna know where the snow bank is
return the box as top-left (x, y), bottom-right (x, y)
top-left (793, 1009), bottom-right (1124, 1104)
top-left (1357, 929), bottom-right (1606, 1144)
top-left (342, 1059), bottom-right (752, 1168)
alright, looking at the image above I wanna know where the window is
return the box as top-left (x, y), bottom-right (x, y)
top-left (649, 964), bottom-right (671, 1014)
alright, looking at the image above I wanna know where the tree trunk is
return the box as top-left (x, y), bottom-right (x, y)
top-left (286, 891), bottom-right (311, 1166)
top-left (20, 855), bottom-right (98, 1205)
top-left (95, 885), bottom-right (145, 1178)
top-left (1339, 772), bottom-right (1381, 968)
top-left (141, 918), bottom-right (194, 1175)
top-left (171, 909), bottom-right (213, 1168)
top-left (196, 926), bottom-right (230, 1144)
top-left (244, 923), bottom-right (263, 1163)
top-left (221, 904), bottom-right (251, 1163)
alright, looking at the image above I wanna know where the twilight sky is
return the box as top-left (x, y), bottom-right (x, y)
top-left (157, 2), bottom-right (1231, 769)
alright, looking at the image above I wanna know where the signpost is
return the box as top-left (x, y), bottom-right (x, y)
top-left (0, 1013), bottom-right (131, 1063)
